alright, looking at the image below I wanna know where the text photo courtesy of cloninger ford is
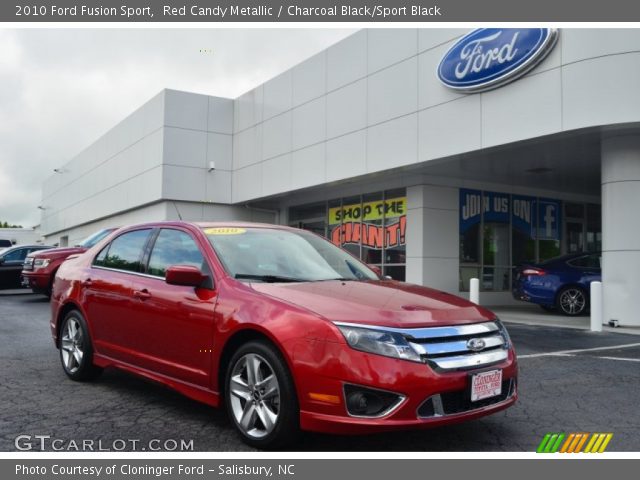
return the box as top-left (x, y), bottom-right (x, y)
top-left (1, 27), bottom-right (640, 453)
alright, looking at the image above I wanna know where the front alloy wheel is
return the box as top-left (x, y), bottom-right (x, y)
top-left (229, 353), bottom-right (280, 438)
top-left (225, 341), bottom-right (299, 449)
top-left (59, 310), bottom-right (102, 381)
top-left (557, 287), bottom-right (587, 316)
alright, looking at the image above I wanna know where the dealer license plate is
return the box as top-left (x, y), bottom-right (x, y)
top-left (470, 369), bottom-right (502, 402)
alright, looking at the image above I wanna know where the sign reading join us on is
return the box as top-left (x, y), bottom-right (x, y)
top-left (460, 189), bottom-right (561, 241)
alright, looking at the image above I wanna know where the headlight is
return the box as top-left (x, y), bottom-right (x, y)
top-left (34, 258), bottom-right (51, 268)
top-left (495, 319), bottom-right (512, 348)
top-left (335, 323), bottom-right (422, 363)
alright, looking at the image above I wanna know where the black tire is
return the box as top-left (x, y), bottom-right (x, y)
top-left (539, 305), bottom-right (556, 313)
top-left (556, 286), bottom-right (588, 316)
top-left (59, 310), bottom-right (103, 381)
top-left (225, 340), bottom-right (299, 449)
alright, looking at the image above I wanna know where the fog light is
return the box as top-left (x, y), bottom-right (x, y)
top-left (343, 384), bottom-right (404, 418)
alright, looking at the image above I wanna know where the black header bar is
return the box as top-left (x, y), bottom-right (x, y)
top-left (4, 0), bottom-right (640, 22)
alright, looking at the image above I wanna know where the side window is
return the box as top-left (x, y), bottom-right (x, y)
top-left (3, 248), bottom-right (28, 263)
top-left (568, 255), bottom-right (601, 269)
top-left (101, 229), bottom-right (151, 273)
top-left (147, 229), bottom-right (206, 278)
top-left (93, 245), bottom-right (109, 267)
top-left (568, 256), bottom-right (589, 268)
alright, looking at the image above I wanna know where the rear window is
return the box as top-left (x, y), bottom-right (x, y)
top-left (95, 229), bottom-right (151, 273)
top-left (78, 228), bottom-right (115, 248)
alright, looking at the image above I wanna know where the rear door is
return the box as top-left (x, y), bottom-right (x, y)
top-left (0, 247), bottom-right (31, 288)
top-left (567, 254), bottom-right (602, 285)
top-left (129, 227), bottom-right (217, 387)
top-left (85, 228), bottom-right (153, 362)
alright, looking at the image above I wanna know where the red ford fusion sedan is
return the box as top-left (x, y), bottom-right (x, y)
top-left (51, 221), bottom-right (517, 448)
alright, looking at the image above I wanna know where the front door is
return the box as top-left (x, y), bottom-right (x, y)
top-left (129, 228), bottom-right (217, 387)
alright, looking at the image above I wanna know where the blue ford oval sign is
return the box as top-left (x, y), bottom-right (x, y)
top-left (437, 28), bottom-right (558, 93)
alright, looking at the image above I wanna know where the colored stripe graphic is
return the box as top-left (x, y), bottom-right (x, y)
top-left (537, 433), bottom-right (565, 453)
top-left (538, 433), bottom-right (613, 453)
top-left (536, 433), bottom-right (552, 453)
top-left (584, 433), bottom-right (598, 453)
top-left (573, 433), bottom-right (589, 453)
top-left (559, 433), bottom-right (575, 453)
top-left (584, 433), bottom-right (614, 453)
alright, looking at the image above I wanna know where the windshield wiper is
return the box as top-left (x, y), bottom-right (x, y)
top-left (318, 277), bottom-right (357, 281)
top-left (235, 273), bottom-right (309, 283)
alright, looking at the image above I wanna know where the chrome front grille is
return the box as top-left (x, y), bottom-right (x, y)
top-left (417, 378), bottom-right (516, 418)
top-left (396, 321), bottom-right (510, 371)
top-left (23, 257), bottom-right (34, 271)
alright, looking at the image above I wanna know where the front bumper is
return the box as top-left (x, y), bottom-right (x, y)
top-left (21, 271), bottom-right (50, 291)
top-left (294, 339), bottom-right (518, 435)
top-left (301, 392), bottom-right (517, 434)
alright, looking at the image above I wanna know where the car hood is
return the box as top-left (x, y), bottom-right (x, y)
top-left (250, 280), bottom-right (495, 328)
top-left (29, 246), bottom-right (86, 259)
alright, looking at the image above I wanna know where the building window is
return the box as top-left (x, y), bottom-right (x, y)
top-left (289, 189), bottom-right (407, 281)
top-left (460, 189), bottom-right (565, 292)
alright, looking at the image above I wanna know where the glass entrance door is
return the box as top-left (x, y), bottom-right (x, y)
top-left (565, 220), bottom-right (585, 253)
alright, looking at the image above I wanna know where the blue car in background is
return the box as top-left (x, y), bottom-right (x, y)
top-left (512, 252), bottom-right (601, 316)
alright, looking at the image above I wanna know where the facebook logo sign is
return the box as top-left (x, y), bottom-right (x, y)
top-left (536, 199), bottom-right (561, 241)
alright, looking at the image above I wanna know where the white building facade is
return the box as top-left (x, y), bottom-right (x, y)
top-left (40, 28), bottom-right (640, 327)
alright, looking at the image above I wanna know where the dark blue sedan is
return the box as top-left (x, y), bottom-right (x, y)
top-left (512, 252), bottom-right (601, 316)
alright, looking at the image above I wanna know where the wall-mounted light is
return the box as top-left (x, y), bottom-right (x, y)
top-left (208, 161), bottom-right (216, 172)
top-left (37, 205), bottom-right (46, 210)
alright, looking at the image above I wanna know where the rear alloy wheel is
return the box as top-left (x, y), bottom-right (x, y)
top-left (60, 310), bottom-right (102, 381)
top-left (556, 287), bottom-right (587, 316)
top-left (226, 341), bottom-right (299, 449)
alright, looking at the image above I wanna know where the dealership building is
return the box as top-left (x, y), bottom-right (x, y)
top-left (40, 28), bottom-right (640, 326)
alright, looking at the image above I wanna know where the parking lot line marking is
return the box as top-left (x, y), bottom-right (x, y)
top-left (518, 342), bottom-right (640, 359)
top-left (595, 356), bottom-right (640, 362)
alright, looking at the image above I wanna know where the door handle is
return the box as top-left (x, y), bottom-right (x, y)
top-left (133, 289), bottom-right (151, 300)
top-left (82, 278), bottom-right (92, 287)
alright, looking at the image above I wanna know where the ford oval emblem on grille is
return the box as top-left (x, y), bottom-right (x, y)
top-left (467, 338), bottom-right (486, 352)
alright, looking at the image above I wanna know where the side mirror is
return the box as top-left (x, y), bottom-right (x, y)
top-left (165, 265), bottom-right (206, 287)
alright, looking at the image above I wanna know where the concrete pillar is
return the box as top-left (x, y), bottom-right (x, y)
top-left (601, 134), bottom-right (640, 327)
top-left (405, 184), bottom-right (459, 293)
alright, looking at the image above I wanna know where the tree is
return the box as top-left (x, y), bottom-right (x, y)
top-left (0, 221), bottom-right (23, 228)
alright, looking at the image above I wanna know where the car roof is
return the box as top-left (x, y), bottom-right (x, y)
top-left (0, 244), bottom-right (50, 252)
top-left (195, 221), bottom-right (296, 230)
top-left (119, 220), bottom-right (298, 231)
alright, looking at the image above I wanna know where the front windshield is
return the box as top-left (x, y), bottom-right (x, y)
top-left (78, 228), bottom-right (114, 248)
top-left (204, 227), bottom-right (379, 282)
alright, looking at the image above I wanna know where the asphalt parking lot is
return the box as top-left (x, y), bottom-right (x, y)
top-left (1, 292), bottom-right (639, 452)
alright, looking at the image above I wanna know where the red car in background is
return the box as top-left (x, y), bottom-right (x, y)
top-left (50, 221), bottom-right (517, 448)
top-left (22, 228), bottom-right (116, 297)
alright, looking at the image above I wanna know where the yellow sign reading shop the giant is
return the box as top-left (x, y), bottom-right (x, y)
top-left (328, 197), bottom-right (406, 225)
